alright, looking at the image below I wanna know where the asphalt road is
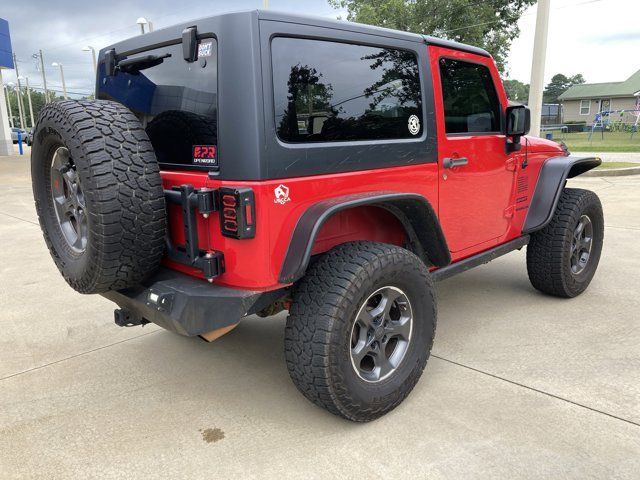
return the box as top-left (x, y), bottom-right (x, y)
top-left (1, 149), bottom-right (639, 479)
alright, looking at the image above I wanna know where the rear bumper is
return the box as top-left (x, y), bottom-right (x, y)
top-left (101, 268), bottom-right (284, 336)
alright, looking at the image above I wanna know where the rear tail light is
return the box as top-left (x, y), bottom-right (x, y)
top-left (219, 187), bottom-right (256, 239)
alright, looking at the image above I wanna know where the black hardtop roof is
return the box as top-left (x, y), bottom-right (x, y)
top-left (105, 9), bottom-right (490, 59)
top-left (256, 9), bottom-right (490, 57)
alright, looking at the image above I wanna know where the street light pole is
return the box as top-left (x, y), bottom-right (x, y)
top-left (527, 0), bottom-right (551, 138)
top-left (12, 53), bottom-right (26, 129)
top-left (83, 46), bottom-right (97, 74)
top-left (14, 81), bottom-right (25, 130)
top-left (263, 0), bottom-right (269, 8)
top-left (52, 62), bottom-right (67, 99)
top-left (3, 84), bottom-right (14, 128)
top-left (24, 77), bottom-right (35, 129)
top-left (136, 17), bottom-right (148, 34)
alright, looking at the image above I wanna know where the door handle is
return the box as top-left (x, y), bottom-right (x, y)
top-left (442, 157), bottom-right (469, 169)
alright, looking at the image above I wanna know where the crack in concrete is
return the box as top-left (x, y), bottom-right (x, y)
top-left (0, 211), bottom-right (39, 226)
top-left (0, 329), bottom-right (161, 382)
top-left (432, 355), bottom-right (640, 429)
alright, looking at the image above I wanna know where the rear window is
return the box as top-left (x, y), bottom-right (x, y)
top-left (272, 37), bottom-right (423, 143)
top-left (98, 39), bottom-right (218, 170)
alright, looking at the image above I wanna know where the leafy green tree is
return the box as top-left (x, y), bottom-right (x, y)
top-left (3, 87), bottom-right (81, 130)
top-left (543, 73), bottom-right (585, 103)
top-left (329, 0), bottom-right (536, 73)
top-left (503, 79), bottom-right (529, 101)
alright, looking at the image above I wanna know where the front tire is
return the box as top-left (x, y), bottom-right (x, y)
top-left (526, 188), bottom-right (604, 298)
top-left (284, 242), bottom-right (436, 422)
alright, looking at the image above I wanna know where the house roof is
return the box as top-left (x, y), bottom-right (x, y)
top-left (559, 69), bottom-right (640, 100)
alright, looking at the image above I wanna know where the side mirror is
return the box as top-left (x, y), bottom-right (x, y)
top-left (506, 105), bottom-right (530, 136)
top-left (505, 105), bottom-right (530, 153)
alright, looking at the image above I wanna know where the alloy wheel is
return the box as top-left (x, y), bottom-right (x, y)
top-left (350, 286), bottom-right (413, 382)
top-left (50, 146), bottom-right (87, 253)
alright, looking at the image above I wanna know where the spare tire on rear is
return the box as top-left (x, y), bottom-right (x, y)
top-left (31, 100), bottom-right (166, 294)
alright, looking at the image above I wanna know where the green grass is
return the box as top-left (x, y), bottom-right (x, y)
top-left (595, 162), bottom-right (638, 169)
top-left (547, 131), bottom-right (640, 152)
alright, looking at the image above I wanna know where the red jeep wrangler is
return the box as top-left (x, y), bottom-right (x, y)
top-left (31, 10), bottom-right (603, 422)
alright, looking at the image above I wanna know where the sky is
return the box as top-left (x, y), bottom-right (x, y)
top-left (1, 0), bottom-right (639, 98)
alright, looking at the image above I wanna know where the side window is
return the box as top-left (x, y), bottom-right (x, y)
top-left (439, 58), bottom-right (501, 134)
top-left (272, 37), bottom-right (423, 143)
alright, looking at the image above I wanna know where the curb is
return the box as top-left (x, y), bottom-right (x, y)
top-left (583, 166), bottom-right (640, 177)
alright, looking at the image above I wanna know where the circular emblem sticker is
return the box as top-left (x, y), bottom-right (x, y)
top-left (408, 115), bottom-right (420, 135)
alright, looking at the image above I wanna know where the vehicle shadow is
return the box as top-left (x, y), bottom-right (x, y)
top-left (117, 256), bottom-right (540, 425)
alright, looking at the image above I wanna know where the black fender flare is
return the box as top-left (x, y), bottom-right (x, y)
top-left (278, 192), bottom-right (451, 284)
top-left (523, 155), bottom-right (601, 234)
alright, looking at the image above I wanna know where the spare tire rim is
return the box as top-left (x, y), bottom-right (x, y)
top-left (50, 146), bottom-right (87, 253)
top-left (350, 286), bottom-right (413, 383)
top-left (570, 214), bottom-right (593, 275)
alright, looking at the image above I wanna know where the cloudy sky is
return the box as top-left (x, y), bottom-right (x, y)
top-left (2, 0), bottom-right (639, 97)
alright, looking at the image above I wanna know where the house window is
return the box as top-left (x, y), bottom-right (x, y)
top-left (580, 100), bottom-right (590, 115)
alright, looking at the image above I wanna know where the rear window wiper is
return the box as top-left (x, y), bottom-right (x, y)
top-left (116, 53), bottom-right (171, 74)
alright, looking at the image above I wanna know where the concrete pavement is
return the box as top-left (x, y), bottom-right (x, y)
top-left (1, 151), bottom-right (639, 479)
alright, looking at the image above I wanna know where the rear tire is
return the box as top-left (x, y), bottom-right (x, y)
top-left (526, 188), bottom-right (603, 298)
top-left (285, 242), bottom-right (436, 422)
top-left (31, 100), bottom-right (166, 294)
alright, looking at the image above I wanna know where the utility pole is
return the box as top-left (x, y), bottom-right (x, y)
top-left (24, 77), bottom-right (35, 128)
top-left (263, 0), bottom-right (269, 8)
top-left (34, 50), bottom-right (50, 103)
top-left (12, 53), bottom-right (26, 129)
top-left (527, 0), bottom-right (551, 137)
top-left (4, 84), bottom-right (14, 128)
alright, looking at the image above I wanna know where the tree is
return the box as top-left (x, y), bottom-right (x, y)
top-left (543, 73), bottom-right (585, 104)
top-left (3, 86), bottom-right (66, 130)
top-left (503, 79), bottom-right (529, 101)
top-left (329, 0), bottom-right (536, 73)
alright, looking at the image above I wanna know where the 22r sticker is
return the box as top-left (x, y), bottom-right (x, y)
top-left (192, 145), bottom-right (217, 165)
top-left (198, 41), bottom-right (213, 58)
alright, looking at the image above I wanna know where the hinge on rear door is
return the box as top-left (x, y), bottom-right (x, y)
top-left (195, 188), bottom-right (218, 217)
top-left (164, 184), bottom-right (224, 282)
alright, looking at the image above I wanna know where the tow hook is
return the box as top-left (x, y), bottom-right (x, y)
top-left (114, 309), bottom-right (150, 327)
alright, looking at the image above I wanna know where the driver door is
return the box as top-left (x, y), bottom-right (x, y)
top-left (430, 47), bottom-right (516, 253)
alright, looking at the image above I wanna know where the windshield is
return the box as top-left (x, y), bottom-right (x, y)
top-left (98, 38), bottom-right (218, 170)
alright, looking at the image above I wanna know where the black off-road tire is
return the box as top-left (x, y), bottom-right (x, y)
top-left (31, 100), bottom-right (166, 294)
top-left (527, 188), bottom-right (603, 298)
top-left (285, 242), bottom-right (437, 422)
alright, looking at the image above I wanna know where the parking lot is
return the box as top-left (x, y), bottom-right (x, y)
top-left (1, 150), bottom-right (639, 479)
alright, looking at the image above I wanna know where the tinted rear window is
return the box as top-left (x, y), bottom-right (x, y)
top-left (272, 37), bottom-right (423, 143)
top-left (98, 39), bottom-right (218, 170)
